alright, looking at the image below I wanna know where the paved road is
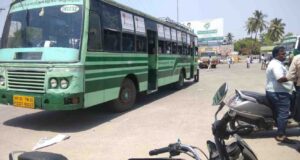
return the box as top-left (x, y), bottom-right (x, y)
top-left (0, 63), bottom-right (299, 160)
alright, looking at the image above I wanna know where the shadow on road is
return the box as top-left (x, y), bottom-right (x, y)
top-left (244, 128), bottom-right (300, 153)
top-left (244, 128), bottom-right (300, 139)
top-left (3, 81), bottom-right (196, 133)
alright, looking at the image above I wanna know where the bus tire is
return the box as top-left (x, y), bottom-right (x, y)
top-left (175, 71), bottom-right (184, 90)
top-left (112, 78), bottom-right (137, 112)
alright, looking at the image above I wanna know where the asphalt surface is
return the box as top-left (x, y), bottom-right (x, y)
top-left (0, 62), bottom-right (299, 160)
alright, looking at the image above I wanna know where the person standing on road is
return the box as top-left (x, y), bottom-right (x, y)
top-left (227, 56), bottom-right (232, 68)
top-left (207, 55), bottom-right (212, 70)
top-left (246, 56), bottom-right (251, 68)
top-left (261, 54), bottom-right (266, 70)
top-left (287, 53), bottom-right (300, 122)
top-left (266, 46), bottom-right (294, 143)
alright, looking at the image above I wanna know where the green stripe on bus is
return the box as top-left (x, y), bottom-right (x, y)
top-left (85, 63), bottom-right (148, 70)
top-left (85, 73), bottom-right (147, 92)
top-left (86, 68), bottom-right (147, 79)
top-left (86, 56), bottom-right (147, 62)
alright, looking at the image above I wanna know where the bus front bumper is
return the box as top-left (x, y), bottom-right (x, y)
top-left (0, 90), bottom-right (84, 111)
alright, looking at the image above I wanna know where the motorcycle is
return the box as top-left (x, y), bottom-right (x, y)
top-left (227, 89), bottom-right (299, 135)
top-left (130, 83), bottom-right (257, 160)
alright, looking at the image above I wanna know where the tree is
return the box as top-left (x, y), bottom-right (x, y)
top-left (267, 18), bottom-right (285, 42)
top-left (245, 17), bottom-right (255, 38)
top-left (252, 10), bottom-right (268, 40)
top-left (234, 38), bottom-right (261, 55)
top-left (225, 33), bottom-right (234, 44)
top-left (245, 10), bottom-right (268, 54)
top-left (259, 33), bottom-right (273, 46)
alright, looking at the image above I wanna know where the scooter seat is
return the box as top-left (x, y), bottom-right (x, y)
top-left (241, 91), bottom-right (272, 107)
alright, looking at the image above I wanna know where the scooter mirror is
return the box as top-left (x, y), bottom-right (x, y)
top-left (212, 83), bottom-right (228, 106)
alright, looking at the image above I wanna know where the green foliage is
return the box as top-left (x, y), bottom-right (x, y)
top-left (234, 38), bottom-right (261, 55)
top-left (260, 33), bottom-right (274, 46)
top-left (267, 18), bottom-right (285, 42)
top-left (245, 10), bottom-right (268, 40)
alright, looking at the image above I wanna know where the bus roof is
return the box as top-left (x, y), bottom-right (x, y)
top-left (282, 35), bottom-right (299, 44)
top-left (102, 0), bottom-right (196, 36)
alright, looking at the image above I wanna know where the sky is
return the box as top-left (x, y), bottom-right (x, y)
top-left (0, 0), bottom-right (300, 39)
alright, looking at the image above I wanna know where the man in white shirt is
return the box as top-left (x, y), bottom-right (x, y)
top-left (246, 56), bottom-right (251, 68)
top-left (266, 46), bottom-right (294, 143)
top-left (261, 54), bottom-right (266, 70)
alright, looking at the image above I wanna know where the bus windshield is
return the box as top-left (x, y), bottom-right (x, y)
top-left (282, 42), bottom-right (296, 52)
top-left (1, 4), bottom-right (83, 49)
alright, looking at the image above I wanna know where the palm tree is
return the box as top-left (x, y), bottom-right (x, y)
top-left (245, 10), bottom-right (268, 54)
top-left (252, 10), bottom-right (268, 40)
top-left (226, 33), bottom-right (234, 44)
top-left (267, 18), bottom-right (285, 42)
top-left (245, 17), bottom-right (255, 38)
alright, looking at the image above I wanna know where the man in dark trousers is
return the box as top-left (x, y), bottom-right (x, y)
top-left (266, 46), bottom-right (294, 143)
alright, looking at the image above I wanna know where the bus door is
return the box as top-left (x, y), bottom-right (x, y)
top-left (147, 30), bottom-right (158, 92)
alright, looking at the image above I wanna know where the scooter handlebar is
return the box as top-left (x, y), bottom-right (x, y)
top-left (149, 146), bottom-right (170, 156)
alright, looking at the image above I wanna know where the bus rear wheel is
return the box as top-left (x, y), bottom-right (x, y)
top-left (112, 78), bottom-right (137, 112)
top-left (174, 71), bottom-right (184, 89)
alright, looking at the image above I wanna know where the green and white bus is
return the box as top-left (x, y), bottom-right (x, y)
top-left (281, 35), bottom-right (300, 55)
top-left (0, 0), bottom-right (199, 112)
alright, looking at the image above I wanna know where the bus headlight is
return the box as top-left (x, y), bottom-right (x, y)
top-left (60, 79), bottom-right (69, 89)
top-left (0, 76), bottom-right (5, 86)
top-left (50, 78), bottom-right (58, 88)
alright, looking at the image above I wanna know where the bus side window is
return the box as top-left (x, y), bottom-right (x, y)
top-left (182, 44), bottom-right (187, 56)
top-left (136, 36), bottom-right (147, 53)
top-left (103, 29), bottom-right (121, 51)
top-left (122, 33), bottom-right (135, 52)
top-left (88, 12), bottom-right (102, 51)
top-left (172, 42), bottom-right (177, 54)
top-left (166, 41), bottom-right (172, 54)
top-left (101, 3), bottom-right (121, 52)
top-left (178, 44), bottom-right (183, 55)
top-left (158, 40), bottom-right (165, 54)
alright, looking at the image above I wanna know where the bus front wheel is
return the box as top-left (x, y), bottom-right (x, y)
top-left (112, 78), bottom-right (137, 112)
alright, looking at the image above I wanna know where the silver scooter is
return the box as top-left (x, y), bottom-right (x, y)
top-left (227, 89), bottom-right (299, 135)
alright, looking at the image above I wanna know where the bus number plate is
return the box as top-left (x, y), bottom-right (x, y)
top-left (13, 95), bottom-right (35, 109)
